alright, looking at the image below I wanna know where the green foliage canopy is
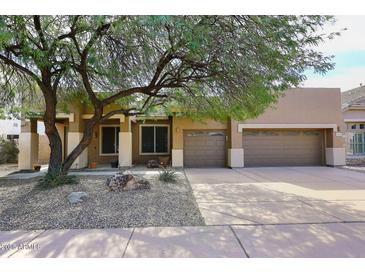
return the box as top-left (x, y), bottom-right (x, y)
top-left (0, 16), bottom-right (337, 121)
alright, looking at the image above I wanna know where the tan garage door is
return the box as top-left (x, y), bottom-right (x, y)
top-left (243, 129), bottom-right (324, 167)
top-left (184, 130), bottom-right (226, 167)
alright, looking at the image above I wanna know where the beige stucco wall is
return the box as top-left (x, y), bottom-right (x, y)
top-left (38, 135), bottom-right (49, 164)
top-left (343, 109), bottom-right (365, 121)
top-left (228, 119), bottom-right (243, 149)
top-left (19, 120), bottom-right (65, 166)
top-left (21, 119), bottom-right (37, 133)
top-left (172, 116), bottom-right (227, 149)
top-left (67, 102), bottom-right (85, 132)
top-left (18, 132), bottom-right (38, 170)
top-left (244, 88), bottom-right (342, 124)
top-left (237, 88), bottom-right (345, 149)
top-left (243, 88), bottom-right (343, 126)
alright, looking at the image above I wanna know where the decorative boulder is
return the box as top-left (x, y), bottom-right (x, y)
top-left (146, 160), bottom-right (160, 168)
top-left (123, 178), bottom-right (151, 191)
top-left (106, 173), bottom-right (151, 191)
top-left (68, 192), bottom-right (88, 204)
top-left (105, 173), bottom-right (133, 191)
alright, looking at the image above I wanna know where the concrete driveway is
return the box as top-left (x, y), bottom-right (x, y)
top-left (185, 167), bottom-right (365, 257)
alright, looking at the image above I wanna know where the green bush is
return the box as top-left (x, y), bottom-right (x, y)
top-left (158, 168), bottom-right (179, 183)
top-left (0, 138), bottom-right (19, 164)
top-left (38, 167), bottom-right (78, 189)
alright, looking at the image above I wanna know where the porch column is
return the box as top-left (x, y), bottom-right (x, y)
top-left (19, 119), bottom-right (39, 170)
top-left (325, 128), bottom-right (346, 166)
top-left (227, 119), bottom-right (244, 168)
top-left (67, 104), bottom-right (88, 169)
top-left (171, 115), bottom-right (183, 167)
top-left (119, 116), bottom-right (132, 167)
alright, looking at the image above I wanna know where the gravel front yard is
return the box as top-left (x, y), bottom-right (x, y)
top-left (0, 170), bottom-right (205, 230)
top-left (0, 164), bottom-right (18, 178)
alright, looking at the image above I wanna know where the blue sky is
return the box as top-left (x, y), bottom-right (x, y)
top-left (305, 51), bottom-right (365, 78)
top-left (303, 16), bottom-right (365, 91)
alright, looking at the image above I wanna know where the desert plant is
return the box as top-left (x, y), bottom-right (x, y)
top-left (158, 168), bottom-right (179, 183)
top-left (37, 167), bottom-right (78, 189)
top-left (0, 137), bottom-right (19, 164)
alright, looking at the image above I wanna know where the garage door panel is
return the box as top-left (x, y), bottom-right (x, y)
top-left (243, 130), bottom-right (323, 167)
top-left (184, 130), bottom-right (226, 167)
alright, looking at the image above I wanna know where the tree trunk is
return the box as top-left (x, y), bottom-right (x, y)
top-left (43, 90), bottom-right (63, 174)
top-left (62, 116), bottom-right (99, 172)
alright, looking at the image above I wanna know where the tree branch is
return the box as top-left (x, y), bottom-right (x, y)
top-left (0, 54), bottom-right (41, 85)
top-left (33, 16), bottom-right (48, 51)
top-left (71, 20), bottom-right (113, 107)
top-left (48, 16), bottom-right (81, 55)
top-left (56, 16), bottom-right (80, 40)
top-left (77, 64), bottom-right (100, 106)
top-left (100, 107), bottom-right (136, 121)
top-left (100, 86), bottom-right (149, 106)
top-left (149, 52), bottom-right (175, 87)
top-left (82, 22), bottom-right (111, 58)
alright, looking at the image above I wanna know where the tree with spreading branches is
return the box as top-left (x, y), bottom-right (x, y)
top-left (0, 15), bottom-right (337, 181)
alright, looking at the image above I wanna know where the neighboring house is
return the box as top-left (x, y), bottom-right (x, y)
top-left (0, 119), bottom-right (21, 140)
top-left (18, 87), bottom-right (346, 170)
top-left (0, 119), bottom-right (52, 164)
top-left (342, 85), bottom-right (365, 164)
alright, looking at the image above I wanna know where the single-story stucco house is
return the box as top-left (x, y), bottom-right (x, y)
top-left (342, 85), bottom-right (365, 164)
top-left (18, 87), bottom-right (346, 170)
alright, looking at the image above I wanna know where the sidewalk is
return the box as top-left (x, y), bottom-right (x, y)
top-left (1, 226), bottom-right (246, 258)
top-left (2, 222), bottom-right (365, 258)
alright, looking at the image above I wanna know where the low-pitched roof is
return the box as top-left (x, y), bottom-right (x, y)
top-left (342, 86), bottom-right (365, 106)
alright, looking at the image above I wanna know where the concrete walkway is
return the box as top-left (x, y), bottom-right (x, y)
top-left (0, 166), bottom-right (166, 180)
top-left (0, 168), bottom-right (120, 180)
top-left (2, 222), bottom-right (365, 258)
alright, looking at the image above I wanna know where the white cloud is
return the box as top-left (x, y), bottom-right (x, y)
top-left (318, 15), bottom-right (365, 54)
top-left (303, 16), bottom-right (365, 91)
top-left (302, 67), bottom-right (365, 91)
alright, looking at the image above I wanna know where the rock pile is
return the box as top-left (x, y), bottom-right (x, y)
top-left (106, 173), bottom-right (151, 191)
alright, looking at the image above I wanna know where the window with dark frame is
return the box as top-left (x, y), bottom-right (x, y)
top-left (360, 124), bottom-right (365, 129)
top-left (140, 125), bottom-right (169, 154)
top-left (351, 124), bottom-right (357, 130)
top-left (101, 126), bottom-right (120, 154)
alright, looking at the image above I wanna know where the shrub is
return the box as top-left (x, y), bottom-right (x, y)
top-left (38, 167), bottom-right (78, 189)
top-left (0, 137), bottom-right (19, 164)
top-left (158, 168), bottom-right (179, 183)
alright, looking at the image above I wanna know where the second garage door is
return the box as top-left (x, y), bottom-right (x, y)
top-left (184, 130), bottom-right (226, 167)
top-left (243, 129), bottom-right (324, 167)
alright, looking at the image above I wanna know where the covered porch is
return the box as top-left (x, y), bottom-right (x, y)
top-left (18, 107), bottom-right (132, 170)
